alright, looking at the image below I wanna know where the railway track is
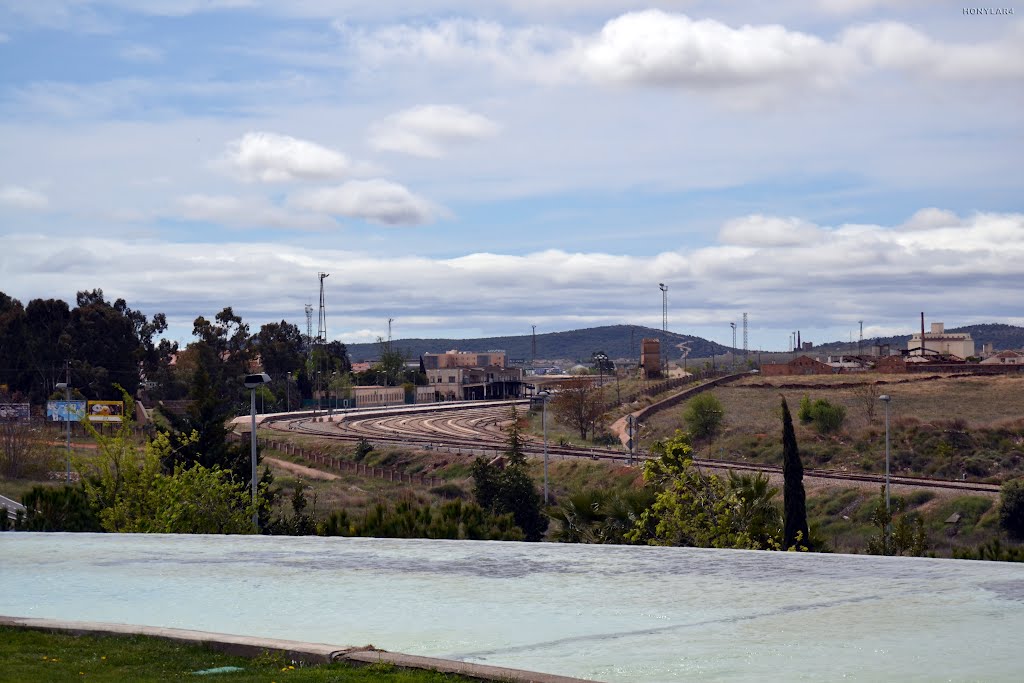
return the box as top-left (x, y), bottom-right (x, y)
top-left (267, 403), bottom-right (1001, 495)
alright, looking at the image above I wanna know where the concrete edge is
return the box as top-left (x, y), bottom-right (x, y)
top-left (0, 616), bottom-right (600, 683)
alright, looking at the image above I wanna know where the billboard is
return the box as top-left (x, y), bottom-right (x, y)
top-left (47, 400), bottom-right (87, 422)
top-left (0, 403), bottom-right (30, 421)
top-left (87, 400), bottom-right (124, 423)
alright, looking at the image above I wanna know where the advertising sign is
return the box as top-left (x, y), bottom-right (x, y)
top-left (47, 400), bottom-right (87, 422)
top-left (0, 403), bottom-right (31, 421)
top-left (87, 400), bottom-right (124, 423)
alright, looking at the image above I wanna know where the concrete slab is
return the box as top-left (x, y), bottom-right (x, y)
top-left (0, 616), bottom-right (599, 682)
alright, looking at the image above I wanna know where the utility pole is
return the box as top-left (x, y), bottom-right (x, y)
top-left (531, 325), bottom-right (537, 362)
top-left (316, 273), bottom-right (329, 415)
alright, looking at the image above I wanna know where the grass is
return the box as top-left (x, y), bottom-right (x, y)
top-left (0, 627), bottom-right (478, 682)
top-left (640, 373), bottom-right (1024, 481)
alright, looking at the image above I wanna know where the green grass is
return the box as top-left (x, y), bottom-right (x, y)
top-left (0, 627), bottom-right (477, 682)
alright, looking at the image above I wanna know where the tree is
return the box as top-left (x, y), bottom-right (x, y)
top-left (161, 364), bottom-right (250, 482)
top-left (550, 377), bottom-right (606, 440)
top-left (626, 431), bottom-right (778, 549)
top-left (375, 337), bottom-right (405, 387)
top-left (999, 478), bottom-right (1024, 539)
top-left (321, 499), bottom-right (523, 540)
top-left (79, 400), bottom-right (255, 534)
top-left (780, 397), bottom-right (811, 550)
top-left (683, 392), bottom-right (724, 439)
top-left (865, 486), bottom-right (927, 556)
top-left (550, 487), bottom-right (655, 544)
top-left (470, 406), bottom-right (548, 541)
top-left (15, 485), bottom-right (102, 532)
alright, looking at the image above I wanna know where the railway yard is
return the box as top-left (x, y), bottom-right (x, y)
top-left (263, 400), bottom-right (1001, 496)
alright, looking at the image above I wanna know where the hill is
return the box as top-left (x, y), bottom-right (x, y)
top-left (812, 323), bottom-right (1024, 356)
top-left (346, 324), bottom-right (732, 363)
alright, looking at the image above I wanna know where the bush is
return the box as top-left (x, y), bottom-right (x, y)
top-left (684, 393), bottom-right (725, 439)
top-left (798, 395), bottom-right (814, 424)
top-left (999, 478), bottom-right (1024, 539)
top-left (810, 399), bottom-right (846, 434)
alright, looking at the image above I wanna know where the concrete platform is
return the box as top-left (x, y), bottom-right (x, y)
top-left (0, 616), bottom-right (597, 683)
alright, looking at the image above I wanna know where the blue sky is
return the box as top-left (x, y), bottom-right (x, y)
top-left (1, 1), bottom-right (1022, 351)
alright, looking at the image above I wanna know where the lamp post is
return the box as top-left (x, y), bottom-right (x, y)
top-left (879, 394), bottom-right (892, 526)
top-left (244, 373), bottom-right (271, 530)
top-left (286, 372), bottom-right (292, 412)
top-left (55, 382), bottom-right (71, 484)
top-left (537, 390), bottom-right (551, 504)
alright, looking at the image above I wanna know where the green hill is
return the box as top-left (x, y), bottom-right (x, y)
top-left (346, 324), bottom-right (733, 363)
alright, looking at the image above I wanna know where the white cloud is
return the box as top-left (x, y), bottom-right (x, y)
top-left (842, 21), bottom-right (1024, 80)
top-left (2, 209), bottom-right (1022, 348)
top-left (573, 10), bottom-right (856, 89)
top-left (346, 11), bottom-right (1024, 95)
top-left (289, 179), bottom-right (442, 225)
top-left (0, 185), bottom-right (50, 210)
top-left (177, 193), bottom-right (336, 230)
top-left (719, 215), bottom-right (823, 247)
top-left (369, 105), bottom-right (500, 158)
top-left (216, 131), bottom-right (351, 183)
top-left (901, 208), bottom-right (962, 231)
top-left (119, 43), bottom-right (164, 62)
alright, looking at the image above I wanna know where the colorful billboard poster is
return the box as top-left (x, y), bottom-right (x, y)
top-left (47, 400), bottom-right (87, 422)
top-left (0, 403), bottom-right (31, 421)
top-left (87, 400), bottom-right (124, 423)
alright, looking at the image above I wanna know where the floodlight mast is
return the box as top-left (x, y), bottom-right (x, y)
top-left (244, 372), bottom-right (272, 530)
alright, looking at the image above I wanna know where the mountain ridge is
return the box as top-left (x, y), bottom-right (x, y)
top-left (346, 323), bottom-right (1024, 363)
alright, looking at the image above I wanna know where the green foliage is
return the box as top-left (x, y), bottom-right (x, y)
top-left (79, 393), bottom-right (256, 534)
top-left (864, 486), bottom-right (928, 556)
top-left (781, 397), bottom-right (811, 550)
top-left (797, 395), bottom-right (847, 434)
top-left (810, 399), bottom-right (846, 434)
top-left (626, 430), bottom-right (783, 549)
top-left (798, 395), bottom-right (814, 423)
top-left (953, 539), bottom-right (1024, 562)
top-left (429, 482), bottom-right (467, 500)
top-left (999, 478), bottom-right (1024, 539)
top-left (266, 481), bottom-right (318, 535)
top-left (161, 363), bottom-right (250, 482)
top-left (354, 438), bottom-right (374, 461)
top-left (683, 392), bottom-right (724, 439)
top-left (15, 485), bottom-right (102, 532)
top-left (320, 498), bottom-right (523, 540)
top-left (549, 487), bottom-right (656, 544)
top-left (468, 406), bottom-right (548, 541)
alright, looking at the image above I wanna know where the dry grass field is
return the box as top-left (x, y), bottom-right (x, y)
top-left (642, 373), bottom-right (1024, 482)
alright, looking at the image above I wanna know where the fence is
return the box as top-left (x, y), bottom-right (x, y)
top-left (257, 437), bottom-right (447, 488)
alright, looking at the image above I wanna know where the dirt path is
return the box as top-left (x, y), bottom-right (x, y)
top-left (264, 456), bottom-right (340, 481)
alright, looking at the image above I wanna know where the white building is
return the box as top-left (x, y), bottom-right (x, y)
top-left (908, 322), bottom-right (975, 359)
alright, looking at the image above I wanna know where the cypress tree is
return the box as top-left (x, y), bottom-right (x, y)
top-left (781, 396), bottom-right (810, 549)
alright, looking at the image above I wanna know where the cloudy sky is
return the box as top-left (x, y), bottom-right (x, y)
top-left (1, 1), bottom-right (1021, 351)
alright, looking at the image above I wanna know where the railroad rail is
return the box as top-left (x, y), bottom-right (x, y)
top-left (266, 403), bottom-right (1001, 495)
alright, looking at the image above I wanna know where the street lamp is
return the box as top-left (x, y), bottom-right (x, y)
top-left (244, 373), bottom-right (271, 530)
top-left (55, 382), bottom-right (71, 484)
top-left (537, 389), bottom-right (551, 504)
top-left (879, 394), bottom-right (892, 524)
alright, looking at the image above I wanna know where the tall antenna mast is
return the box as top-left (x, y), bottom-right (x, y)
top-left (858, 320), bottom-right (864, 355)
top-left (304, 304), bottom-right (313, 351)
top-left (742, 312), bottom-right (748, 359)
top-left (317, 273), bottom-right (329, 344)
top-left (388, 318), bottom-right (393, 348)
top-left (531, 325), bottom-right (537, 361)
top-left (730, 322), bottom-right (736, 350)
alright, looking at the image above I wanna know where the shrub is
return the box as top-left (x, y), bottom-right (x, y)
top-left (684, 393), bottom-right (725, 439)
top-left (798, 395), bottom-right (813, 424)
top-left (999, 478), bottom-right (1024, 539)
top-left (354, 438), bottom-right (373, 461)
top-left (810, 399), bottom-right (846, 434)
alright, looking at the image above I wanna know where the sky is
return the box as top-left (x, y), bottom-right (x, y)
top-left (1, 1), bottom-right (1022, 351)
